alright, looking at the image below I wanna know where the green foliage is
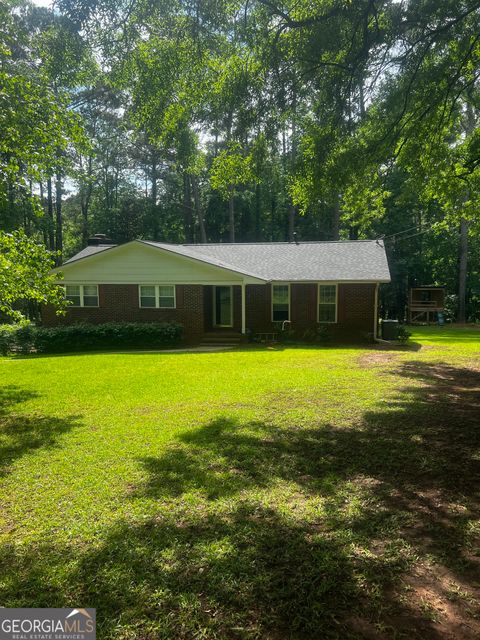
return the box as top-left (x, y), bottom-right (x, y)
top-left (1, 0), bottom-right (480, 319)
top-left (0, 322), bottom-right (22, 355)
top-left (397, 326), bottom-right (411, 344)
top-left (0, 321), bottom-right (183, 354)
top-left (301, 325), bottom-right (332, 344)
top-left (210, 143), bottom-right (257, 199)
top-left (0, 230), bottom-right (65, 321)
top-left (0, 0), bottom-right (86, 200)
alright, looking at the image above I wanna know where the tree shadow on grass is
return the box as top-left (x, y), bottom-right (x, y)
top-left (235, 340), bottom-right (423, 354)
top-left (0, 385), bottom-right (82, 477)
top-left (1, 362), bottom-right (480, 638)
top-left (0, 385), bottom-right (39, 413)
top-left (10, 339), bottom-right (423, 360)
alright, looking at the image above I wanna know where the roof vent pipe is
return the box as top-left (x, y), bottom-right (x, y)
top-left (87, 234), bottom-right (115, 246)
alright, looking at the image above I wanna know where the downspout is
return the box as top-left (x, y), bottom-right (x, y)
top-left (373, 283), bottom-right (379, 340)
top-left (241, 281), bottom-right (246, 335)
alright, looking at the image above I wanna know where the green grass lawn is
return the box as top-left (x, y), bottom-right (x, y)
top-left (1, 325), bottom-right (479, 639)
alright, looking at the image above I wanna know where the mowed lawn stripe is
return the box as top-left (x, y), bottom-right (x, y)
top-left (0, 326), bottom-right (479, 639)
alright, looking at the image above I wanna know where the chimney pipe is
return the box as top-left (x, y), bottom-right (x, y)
top-left (87, 234), bottom-right (115, 246)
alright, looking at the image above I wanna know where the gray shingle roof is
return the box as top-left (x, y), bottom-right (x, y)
top-left (63, 240), bottom-right (391, 282)
top-left (64, 244), bottom-right (116, 264)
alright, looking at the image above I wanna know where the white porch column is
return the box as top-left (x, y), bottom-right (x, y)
top-left (241, 281), bottom-right (246, 334)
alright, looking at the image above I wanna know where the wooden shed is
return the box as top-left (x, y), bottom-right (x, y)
top-left (408, 286), bottom-right (445, 324)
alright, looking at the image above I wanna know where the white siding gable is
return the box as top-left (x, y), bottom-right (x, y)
top-left (57, 241), bottom-right (264, 285)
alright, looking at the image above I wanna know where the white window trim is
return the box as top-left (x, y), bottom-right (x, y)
top-left (64, 284), bottom-right (99, 308)
top-left (271, 283), bottom-right (291, 322)
top-left (138, 284), bottom-right (176, 309)
top-left (317, 283), bottom-right (338, 324)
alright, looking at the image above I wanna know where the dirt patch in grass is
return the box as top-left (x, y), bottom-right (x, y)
top-left (358, 338), bottom-right (436, 368)
top-left (358, 350), bottom-right (401, 367)
top-left (391, 564), bottom-right (480, 640)
top-left (371, 484), bottom-right (480, 639)
top-left (349, 561), bottom-right (480, 640)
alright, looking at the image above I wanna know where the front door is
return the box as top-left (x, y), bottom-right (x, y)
top-left (213, 286), bottom-right (233, 327)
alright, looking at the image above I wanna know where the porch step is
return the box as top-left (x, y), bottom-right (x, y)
top-left (201, 331), bottom-right (242, 346)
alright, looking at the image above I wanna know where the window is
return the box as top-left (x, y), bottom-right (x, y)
top-left (158, 285), bottom-right (175, 308)
top-left (65, 284), bottom-right (98, 307)
top-left (65, 285), bottom-right (81, 307)
top-left (318, 284), bottom-right (337, 323)
top-left (139, 285), bottom-right (176, 309)
top-left (272, 284), bottom-right (290, 322)
top-left (139, 285), bottom-right (156, 308)
top-left (83, 285), bottom-right (99, 307)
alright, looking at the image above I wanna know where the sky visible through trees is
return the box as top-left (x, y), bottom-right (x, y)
top-left (1, 0), bottom-right (479, 320)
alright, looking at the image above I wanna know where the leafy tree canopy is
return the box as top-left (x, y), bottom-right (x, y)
top-left (0, 230), bottom-right (66, 320)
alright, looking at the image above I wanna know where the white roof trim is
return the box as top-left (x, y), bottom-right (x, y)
top-left (54, 240), bottom-right (267, 283)
top-left (56, 239), bottom-right (391, 283)
top-left (137, 241), bottom-right (267, 282)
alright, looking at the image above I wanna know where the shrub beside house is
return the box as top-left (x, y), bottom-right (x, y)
top-left (0, 321), bottom-right (183, 354)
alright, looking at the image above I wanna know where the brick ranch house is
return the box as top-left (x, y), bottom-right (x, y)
top-left (43, 238), bottom-right (391, 343)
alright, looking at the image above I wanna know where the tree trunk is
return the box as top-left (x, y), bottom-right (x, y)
top-left (104, 167), bottom-right (110, 211)
top-left (282, 128), bottom-right (287, 171)
top-left (55, 172), bottom-right (63, 261)
top-left (183, 171), bottom-right (193, 243)
top-left (150, 158), bottom-right (159, 240)
top-left (81, 157), bottom-right (94, 246)
top-left (255, 182), bottom-right (261, 241)
top-left (332, 194), bottom-right (341, 240)
top-left (359, 81), bottom-right (366, 119)
top-left (457, 217), bottom-right (468, 323)
top-left (24, 184), bottom-right (32, 237)
top-left (7, 175), bottom-right (15, 225)
top-left (46, 178), bottom-right (55, 250)
top-left (288, 205), bottom-right (295, 242)
top-left (39, 182), bottom-right (49, 246)
top-left (457, 102), bottom-right (475, 323)
top-left (151, 159), bottom-right (157, 207)
top-left (270, 194), bottom-right (276, 241)
top-left (191, 175), bottom-right (206, 243)
top-left (228, 185), bottom-right (235, 242)
top-left (114, 168), bottom-right (119, 207)
top-left (288, 86), bottom-right (297, 242)
top-left (80, 191), bottom-right (91, 246)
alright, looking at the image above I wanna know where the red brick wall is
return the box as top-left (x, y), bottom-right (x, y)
top-left (291, 283), bottom-right (317, 332)
top-left (233, 285), bottom-right (242, 332)
top-left (337, 283), bottom-right (376, 335)
top-left (42, 284), bottom-right (204, 342)
top-left (246, 284), bottom-right (271, 330)
top-left (244, 283), bottom-right (376, 341)
top-left (42, 282), bottom-right (377, 343)
top-left (203, 286), bottom-right (213, 331)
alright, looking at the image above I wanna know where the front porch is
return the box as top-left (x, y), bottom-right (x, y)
top-left (202, 284), bottom-right (247, 336)
top-left (197, 281), bottom-right (379, 345)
